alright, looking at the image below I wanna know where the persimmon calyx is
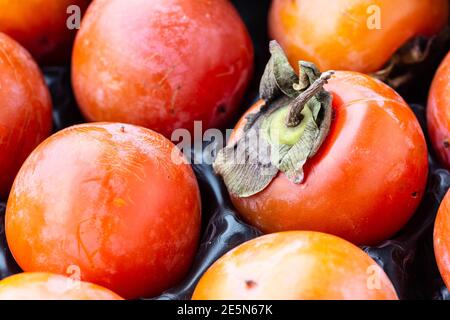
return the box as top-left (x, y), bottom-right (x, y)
top-left (213, 41), bottom-right (334, 198)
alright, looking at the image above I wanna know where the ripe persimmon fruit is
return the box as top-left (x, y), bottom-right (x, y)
top-left (72, 0), bottom-right (254, 138)
top-left (0, 33), bottom-right (52, 199)
top-left (427, 51), bottom-right (450, 170)
top-left (0, 0), bottom-right (91, 64)
top-left (0, 273), bottom-right (123, 300)
top-left (269, 0), bottom-right (449, 73)
top-left (6, 123), bottom-right (201, 299)
top-left (193, 231), bottom-right (398, 300)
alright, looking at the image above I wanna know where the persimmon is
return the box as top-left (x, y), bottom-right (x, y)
top-left (434, 189), bottom-right (450, 289)
top-left (72, 0), bottom-right (254, 138)
top-left (0, 0), bottom-right (91, 64)
top-left (5, 123), bottom-right (201, 299)
top-left (0, 33), bottom-right (52, 200)
top-left (214, 42), bottom-right (428, 245)
top-left (0, 273), bottom-right (123, 300)
top-left (427, 51), bottom-right (450, 170)
top-left (192, 231), bottom-right (398, 300)
top-left (269, 0), bottom-right (449, 73)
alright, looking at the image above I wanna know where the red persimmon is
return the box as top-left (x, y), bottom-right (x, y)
top-left (72, 0), bottom-right (254, 138)
top-left (0, 273), bottom-right (123, 300)
top-left (269, 0), bottom-right (449, 73)
top-left (427, 51), bottom-right (450, 170)
top-left (192, 231), bottom-right (398, 300)
top-left (229, 71), bottom-right (428, 245)
top-left (6, 123), bottom-right (201, 299)
top-left (0, 0), bottom-right (91, 64)
top-left (434, 189), bottom-right (450, 289)
top-left (0, 33), bottom-right (52, 199)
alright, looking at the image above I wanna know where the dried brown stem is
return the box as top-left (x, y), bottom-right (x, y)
top-left (286, 71), bottom-right (334, 127)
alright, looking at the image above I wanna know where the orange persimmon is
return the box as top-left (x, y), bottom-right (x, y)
top-left (0, 0), bottom-right (91, 64)
top-left (427, 51), bottom-right (450, 170)
top-left (72, 0), bottom-right (254, 138)
top-left (228, 71), bottom-right (428, 245)
top-left (0, 33), bottom-right (52, 199)
top-left (193, 231), bottom-right (398, 300)
top-left (6, 123), bottom-right (201, 299)
top-left (0, 273), bottom-right (123, 300)
top-left (434, 189), bottom-right (450, 289)
top-left (269, 0), bottom-right (449, 73)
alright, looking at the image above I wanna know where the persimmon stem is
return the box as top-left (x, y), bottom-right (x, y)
top-left (286, 71), bottom-right (334, 127)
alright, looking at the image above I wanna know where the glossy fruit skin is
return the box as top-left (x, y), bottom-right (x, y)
top-left (434, 189), bottom-right (450, 289)
top-left (6, 123), bottom-right (201, 299)
top-left (192, 231), bottom-right (398, 300)
top-left (72, 0), bottom-right (254, 138)
top-left (0, 0), bottom-right (91, 64)
top-left (229, 71), bottom-right (428, 245)
top-left (0, 273), bottom-right (123, 300)
top-left (0, 33), bottom-right (52, 200)
top-left (427, 52), bottom-right (450, 170)
top-left (269, 0), bottom-right (449, 73)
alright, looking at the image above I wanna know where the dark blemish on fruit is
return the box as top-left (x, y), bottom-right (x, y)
top-left (217, 104), bottom-right (227, 114)
top-left (245, 280), bottom-right (257, 289)
top-left (411, 191), bottom-right (418, 198)
top-left (444, 140), bottom-right (449, 149)
top-left (120, 126), bottom-right (125, 133)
